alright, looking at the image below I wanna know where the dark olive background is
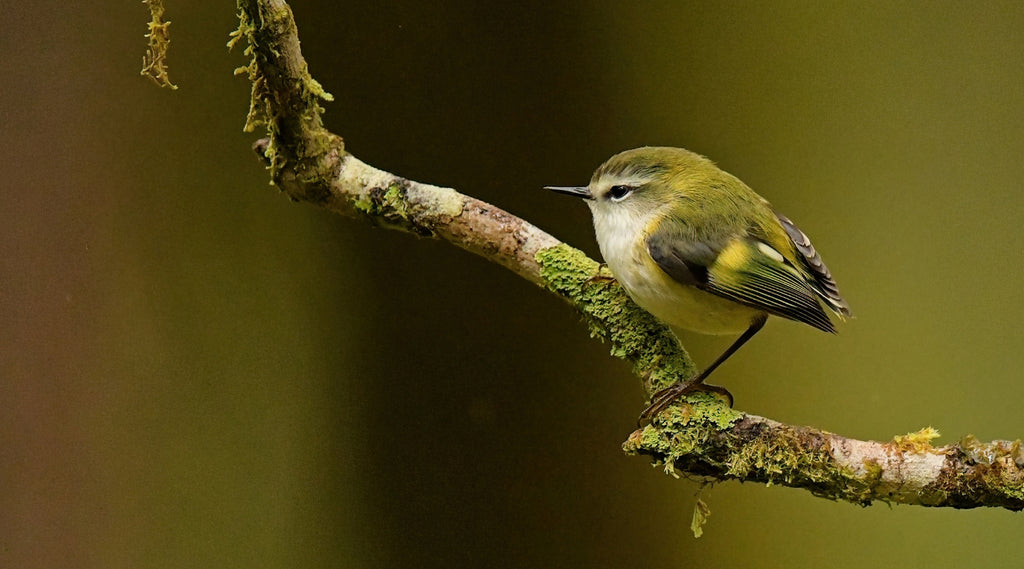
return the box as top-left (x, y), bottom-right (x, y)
top-left (3, 2), bottom-right (1023, 568)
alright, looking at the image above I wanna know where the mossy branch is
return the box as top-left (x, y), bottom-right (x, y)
top-left (231, 0), bottom-right (339, 199)
top-left (232, 0), bottom-right (1024, 511)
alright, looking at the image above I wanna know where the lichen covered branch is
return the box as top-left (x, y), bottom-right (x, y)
top-left (627, 408), bottom-right (1024, 510)
top-left (235, 0), bottom-right (1024, 511)
top-left (231, 0), bottom-right (339, 197)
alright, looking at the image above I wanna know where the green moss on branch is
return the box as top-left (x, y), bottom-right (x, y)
top-left (231, 0), bottom-right (341, 200)
top-left (535, 244), bottom-right (697, 394)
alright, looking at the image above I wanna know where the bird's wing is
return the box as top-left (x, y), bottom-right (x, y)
top-left (647, 230), bottom-right (836, 333)
top-left (774, 212), bottom-right (851, 318)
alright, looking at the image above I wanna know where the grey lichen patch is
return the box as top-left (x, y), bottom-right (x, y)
top-left (407, 183), bottom-right (466, 220)
top-left (935, 436), bottom-right (1024, 508)
top-left (959, 435), bottom-right (1023, 466)
top-left (534, 244), bottom-right (697, 392)
top-left (341, 156), bottom-right (466, 236)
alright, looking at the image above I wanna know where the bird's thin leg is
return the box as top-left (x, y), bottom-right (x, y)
top-left (582, 263), bottom-right (616, 288)
top-left (639, 314), bottom-right (768, 423)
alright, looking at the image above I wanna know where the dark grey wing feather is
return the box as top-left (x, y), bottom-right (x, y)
top-left (646, 237), bottom-right (717, 287)
top-left (775, 212), bottom-right (851, 317)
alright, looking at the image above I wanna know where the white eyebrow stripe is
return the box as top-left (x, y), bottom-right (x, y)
top-left (612, 173), bottom-right (648, 183)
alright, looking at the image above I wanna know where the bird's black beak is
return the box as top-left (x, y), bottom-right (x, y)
top-left (545, 186), bottom-right (593, 200)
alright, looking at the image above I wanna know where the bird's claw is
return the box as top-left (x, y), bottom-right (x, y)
top-left (637, 381), bottom-right (733, 427)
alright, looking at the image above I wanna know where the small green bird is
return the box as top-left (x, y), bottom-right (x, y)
top-left (547, 147), bottom-right (850, 421)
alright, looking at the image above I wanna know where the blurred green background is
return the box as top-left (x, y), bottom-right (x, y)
top-left (3, 1), bottom-right (1023, 567)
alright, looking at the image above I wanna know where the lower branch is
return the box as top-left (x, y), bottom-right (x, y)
top-left (626, 399), bottom-right (1024, 510)
top-left (235, 0), bottom-right (1024, 511)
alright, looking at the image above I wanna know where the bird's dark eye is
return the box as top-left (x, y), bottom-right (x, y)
top-left (608, 185), bottom-right (635, 201)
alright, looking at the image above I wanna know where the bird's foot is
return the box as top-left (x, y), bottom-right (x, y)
top-left (638, 380), bottom-right (733, 426)
top-left (582, 264), bottom-right (616, 288)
